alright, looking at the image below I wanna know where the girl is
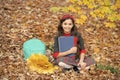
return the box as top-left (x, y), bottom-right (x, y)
top-left (53, 14), bottom-right (95, 72)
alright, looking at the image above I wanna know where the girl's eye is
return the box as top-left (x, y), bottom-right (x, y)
top-left (69, 23), bottom-right (72, 25)
top-left (63, 23), bottom-right (72, 25)
top-left (64, 23), bottom-right (67, 25)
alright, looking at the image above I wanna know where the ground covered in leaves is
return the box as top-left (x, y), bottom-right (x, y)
top-left (0, 0), bottom-right (120, 80)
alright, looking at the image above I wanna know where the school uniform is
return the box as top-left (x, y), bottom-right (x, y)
top-left (53, 32), bottom-right (96, 67)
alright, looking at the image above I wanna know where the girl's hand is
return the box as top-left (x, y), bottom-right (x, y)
top-left (78, 61), bottom-right (86, 69)
top-left (69, 47), bottom-right (77, 53)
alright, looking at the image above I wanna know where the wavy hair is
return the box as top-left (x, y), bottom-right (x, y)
top-left (58, 17), bottom-right (78, 37)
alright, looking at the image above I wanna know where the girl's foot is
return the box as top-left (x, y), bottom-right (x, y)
top-left (73, 66), bottom-right (79, 73)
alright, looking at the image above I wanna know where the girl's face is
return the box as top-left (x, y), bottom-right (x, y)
top-left (62, 19), bottom-right (73, 33)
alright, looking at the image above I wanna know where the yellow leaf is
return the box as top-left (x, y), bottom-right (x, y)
top-left (27, 54), bottom-right (58, 74)
top-left (88, 0), bottom-right (96, 9)
top-left (104, 22), bottom-right (116, 28)
top-left (88, 3), bottom-right (95, 9)
top-left (50, 7), bottom-right (61, 13)
top-left (70, 0), bottom-right (77, 3)
top-left (90, 12), bottom-right (96, 18)
top-left (83, 0), bottom-right (89, 5)
top-left (77, 1), bottom-right (82, 5)
top-left (98, 13), bottom-right (105, 18)
top-left (76, 18), bottom-right (86, 25)
top-left (117, 14), bottom-right (120, 20)
top-left (114, 0), bottom-right (120, 9)
top-left (94, 47), bottom-right (100, 53)
top-left (108, 12), bottom-right (118, 21)
top-left (103, 0), bottom-right (111, 6)
top-left (68, 5), bottom-right (77, 12)
top-left (97, 0), bottom-right (104, 5)
top-left (76, 14), bottom-right (87, 25)
top-left (61, 7), bottom-right (69, 12)
top-left (81, 14), bottom-right (87, 21)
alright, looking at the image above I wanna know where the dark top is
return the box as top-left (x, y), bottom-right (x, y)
top-left (53, 32), bottom-right (86, 58)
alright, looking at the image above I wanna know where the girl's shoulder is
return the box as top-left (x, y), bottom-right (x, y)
top-left (76, 32), bottom-right (82, 37)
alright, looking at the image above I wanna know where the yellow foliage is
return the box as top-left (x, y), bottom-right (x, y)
top-left (104, 22), bottom-right (116, 28)
top-left (27, 54), bottom-right (58, 74)
top-left (81, 14), bottom-right (88, 21)
top-left (100, 6), bottom-right (112, 14)
top-left (70, 0), bottom-right (77, 3)
top-left (76, 14), bottom-right (87, 25)
top-left (88, 3), bottom-right (95, 9)
top-left (83, 0), bottom-right (89, 5)
top-left (88, 0), bottom-right (96, 9)
top-left (117, 14), bottom-right (120, 20)
top-left (77, 1), bottom-right (83, 5)
top-left (90, 12), bottom-right (96, 18)
top-left (68, 5), bottom-right (77, 12)
top-left (74, 7), bottom-right (82, 14)
top-left (108, 12), bottom-right (118, 21)
top-left (61, 7), bottom-right (69, 12)
top-left (97, 0), bottom-right (104, 5)
top-left (103, 0), bottom-right (111, 6)
top-left (94, 9), bottom-right (100, 14)
top-left (98, 13), bottom-right (105, 18)
top-left (114, 0), bottom-right (120, 9)
top-left (76, 19), bottom-right (85, 25)
top-left (50, 7), bottom-right (61, 13)
top-left (110, 5), bottom-right (117, 10)
top-left (50, 0), bottom-right (119, 28)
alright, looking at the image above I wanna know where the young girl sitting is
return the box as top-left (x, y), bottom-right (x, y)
top-left (53, 14), bottom-right (95, 72)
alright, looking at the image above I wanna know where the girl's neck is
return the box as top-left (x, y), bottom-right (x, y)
top-left (64, 31), bottom-right (71, 34)
top-left (64, 32), bottom-right (71, 36)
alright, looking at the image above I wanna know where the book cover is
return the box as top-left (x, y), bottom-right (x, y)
top-left (58, 36), bottom-right (75, 56)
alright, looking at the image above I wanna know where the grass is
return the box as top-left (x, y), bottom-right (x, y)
top-left (96, 64), bottom-right (119, 74)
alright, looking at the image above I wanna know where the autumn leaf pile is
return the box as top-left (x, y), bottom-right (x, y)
top-left (27, 54), bottom-right (58, 74)
top-left (0, 0), bottom-right (120, 80)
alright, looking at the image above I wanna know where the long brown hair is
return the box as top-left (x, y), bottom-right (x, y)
top-left (58, 14), bottom-right (78, 37)
top-left (57, 14), bottom-right (81, 58)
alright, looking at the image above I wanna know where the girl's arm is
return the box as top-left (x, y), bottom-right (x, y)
top-left (78, 53), bottom-right (86, 69)
top-left (57, 47), bottom-right (77, 57)
top-left (77, 33), bottom-right (86, 69)
top-left (79, 53), bottom-right (85, 62)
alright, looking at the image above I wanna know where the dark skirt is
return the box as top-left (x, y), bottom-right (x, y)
top-left (54, 55), bottom-right (96, 67)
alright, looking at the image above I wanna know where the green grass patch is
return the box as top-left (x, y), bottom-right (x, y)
top-left (96, 64), bottom-right (119, 74)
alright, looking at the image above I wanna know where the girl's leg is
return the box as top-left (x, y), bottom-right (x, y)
top-left (58, 62), bottom-right (73, 69)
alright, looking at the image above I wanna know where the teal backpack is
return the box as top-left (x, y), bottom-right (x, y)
top-left (23, 38), bottom-right (46, 60)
